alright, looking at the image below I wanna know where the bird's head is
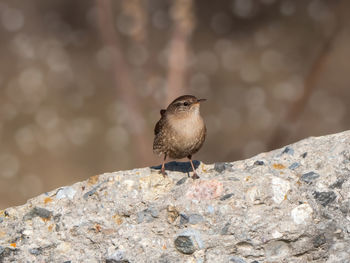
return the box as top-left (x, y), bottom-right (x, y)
top-left (166, 95), bottom-right (206, 115)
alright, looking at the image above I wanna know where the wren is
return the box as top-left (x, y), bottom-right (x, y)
top-left (153, 95), bottom-right (206, 179)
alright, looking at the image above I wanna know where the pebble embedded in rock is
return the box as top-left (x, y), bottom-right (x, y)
top-left (220, 193), bottom-right (234, 201)
top-left (180, 214), bottom-right (189, 224)
top-left (137, 207), bottom-right (159, 223)
top-left (105, 259), bottom-right (130, 263)
top-left (282, 147), bottom-right (294, 155)
top-left (291, 204), bottom-right (313, 224)
top-left (174, 235), bottom-right (196, 255)
top-left (300, 172), bottom-right (320, 183)
top-left (254, 160), bottom-right (264, 166)
top-left (56, 187), bottom-right (76, 200)
top-left (188, 214), bottom-right (204, 224)
top-left (29, 248), bottom-right (41, 255)
top-left (288, 162), bottom-right (300, 170)
top-left (176, 177), bottom-right (187, 185)
top-left (312, 234), bottom-right (326, 248)
top-left (340, 201), bottom-right (350, 215)
top-left (330, 178), bottom-right (345, 189)
top-left (214, 162), bottom-right (232, 173)
top-left (221, 222), bottom-right (230, 235)
top-left (230, 256), bottom-right (246, 263)
top-left (23, 207), bottom-right (52, 220)
top-left (180, 213), bottom-right (204, 225)
top-left (167, 205), bottom-right (179, 223)
top-left (313, 191), bottom-right (336, 207)
top-left (271, 177), bottom-right (290, 204)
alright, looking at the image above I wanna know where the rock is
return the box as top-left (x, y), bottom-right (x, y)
top-left (188, 214), bottom-right (204, 224)
top-left (214, 162), bottom-right (233, 173)
top-left (253, 160), bottom-right (264, 166)
top-left (330, 178), bottom-right (345, 189)
top-left (179, 213), bottom-right (204, 225)
top-left (291, 204), bottom-right (313, 224)
top-left (176, 177), bottom-right (187, 185)
top-left (288, 162), bottom-right (300, 170)
top-left (220, 193), bottom-right (234, 201)
top-left (167, 205), bottom-right (179, 223)
top-left (1, 130), bottom-right (350, 262)
top-left (23, 207), bottom-right (52, 220)
top-left (313, 191), bottom-right (337, 207)
top-left (300, 171), bottom-right (320, 183)
top-left (174, 236), bottom-right (196, 255)
top-left (271, 177), bottom-right (290, 204)
top-left (56, 187), bottom-right (76, 200)
top-left (230, 256), bottom-right (246, 263)
top-left (282, 146), bottom-right (294, 155)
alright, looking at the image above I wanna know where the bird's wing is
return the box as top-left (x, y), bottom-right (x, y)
top-left (154, 118), bottom-right (162, 135)
top-left (154, 110), bottom-right (166, 135)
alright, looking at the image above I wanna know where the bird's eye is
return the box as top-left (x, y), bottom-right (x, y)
top-left (183, 102), bottom-right (189, 106)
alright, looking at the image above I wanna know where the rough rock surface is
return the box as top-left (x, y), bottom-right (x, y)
top-left (1, 131), bottom-right (350, 263)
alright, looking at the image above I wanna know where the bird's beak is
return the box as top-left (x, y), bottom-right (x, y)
top-left (192, 99), bottom-right (207, 105)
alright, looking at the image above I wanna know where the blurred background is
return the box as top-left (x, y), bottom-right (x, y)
top-left (0, 0), bottom-right (349, 209)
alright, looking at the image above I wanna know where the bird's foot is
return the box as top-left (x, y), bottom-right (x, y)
top-left (191, 173), bottom-right (200, 180)
top-left (159, 169), bottom-right (168, 177)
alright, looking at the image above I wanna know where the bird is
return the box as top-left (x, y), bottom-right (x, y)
top-left (153, 95), bottom-right (206, 179)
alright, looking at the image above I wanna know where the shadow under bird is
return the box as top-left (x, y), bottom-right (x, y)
top-left (153, 95), bottom-right (207, 179)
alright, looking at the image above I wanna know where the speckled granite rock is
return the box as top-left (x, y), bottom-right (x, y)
top-left (1, 131), bottom-right (350, 263)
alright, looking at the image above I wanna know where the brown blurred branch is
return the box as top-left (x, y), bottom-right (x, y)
top-left (166, 0), bottom-right (195, 104)
top-left (121, 0), bottom-right (147, 43)
top-left (268, 21), bottom-right (340, 150)
top-left (96, 0), bottom-right (151, 164)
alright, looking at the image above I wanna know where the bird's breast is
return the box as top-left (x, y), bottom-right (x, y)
top-left (168, 114), bottom-right (205, 141)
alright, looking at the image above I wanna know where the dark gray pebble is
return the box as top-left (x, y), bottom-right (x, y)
top-left (23, 207), bottom-right (52, 221)
top-left (300, 172), bottom-right (320, 183)
top-left (313, 191), bottom-right (336, 207)
top-left (288, 162), bottom-right (300, 170)
top-left (180, 213), bottom-right (204, 225)
top-left (174, 236), bottom-right (196, 255)
top-left (282, 146), bottom-right (294, 155)
top-left (301, 152), bottom-right (307, 158)
top-left (340, 200), bottom-right (350, 215)
top-left (330, 178), bottom-right (345, 189)
top-left (180, 214), bottom-right (189, 224)
top-left (254, 160), bottom-right (264, 166)
top-left (176, 177), bottom-right (187, 185)
top-left (137, 207), bottom-right (158, 224)
top-left (221, 222), bottom-right (230, 235)
top-left (313, 233), bottom-right (326, 248)
top-left (214, 162), bottom-right (233, 173)
top-left (220, 193), bottom-right (234, 201)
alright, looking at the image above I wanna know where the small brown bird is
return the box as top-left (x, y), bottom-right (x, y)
top-left (153, 95), bottom-right (206, 179)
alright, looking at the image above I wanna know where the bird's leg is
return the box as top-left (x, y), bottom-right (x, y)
top-left (188, 155), bottom-right (200, 179)
top-left (160, 153), bottom-right (167, 177)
